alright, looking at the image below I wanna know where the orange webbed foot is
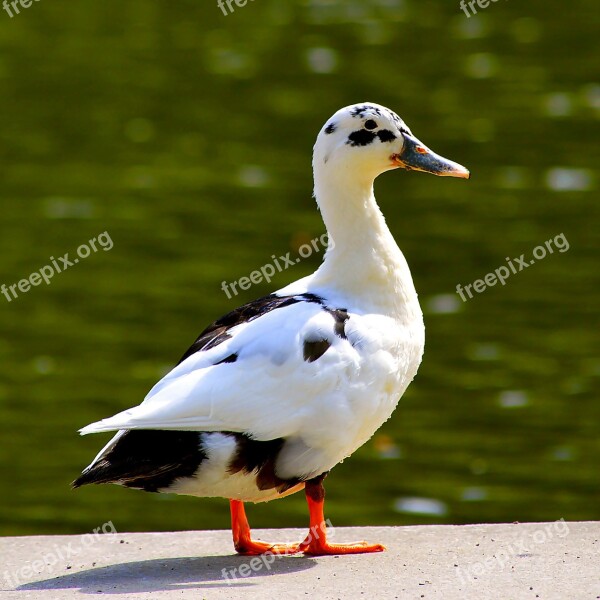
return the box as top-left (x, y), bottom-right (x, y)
top-left (234, 538), bottom-right (300, 556)
top-left (229, 477), bottom-right (388, 558)
top-left (299, 538), bottom-right (385, 555)
top-left (230, 499), bottom-right (301, 555)
top-left (296, 476), bottom-right (386, 555)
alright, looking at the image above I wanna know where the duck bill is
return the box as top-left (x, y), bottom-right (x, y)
top-left (392, 133), bottom-right (470, 179)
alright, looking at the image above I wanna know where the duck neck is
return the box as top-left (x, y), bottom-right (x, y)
top-left (311, 166), bottom-right (421, 320)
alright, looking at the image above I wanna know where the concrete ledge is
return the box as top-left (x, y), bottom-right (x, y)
top-left (1, 522), bottom-right (598, 599)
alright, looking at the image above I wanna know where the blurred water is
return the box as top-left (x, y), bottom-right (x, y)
top-left (0, 0), bottom-right (598, 535)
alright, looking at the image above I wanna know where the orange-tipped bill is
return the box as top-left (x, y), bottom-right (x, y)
top-left (392, 132), bottom-right (470, 179)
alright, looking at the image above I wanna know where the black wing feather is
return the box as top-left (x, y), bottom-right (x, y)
top-left (176, 293), bottom-right (326, 364)
top-left (73, 292), bottom-right (345, 493)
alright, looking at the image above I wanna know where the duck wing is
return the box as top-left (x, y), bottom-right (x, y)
top-left (79, 293), bottom-right (357, 442)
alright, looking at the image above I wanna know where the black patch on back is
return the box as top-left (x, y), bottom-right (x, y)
top-left (347, 129), bottom-right (377, 147)
top-left (329, 309), bottom-right (349, 339)
top-left (178, 294), bottom-right (321, 364)
top-left (324, 122), bottom-right (336, 134)
top-left (303, 339), bottom-right (331, 363)
top-left (300, 292), bottom-right (326, 304)
top-left (180, 327), bottom-right (233, 360)
top-left (377, 129), bottom-right (397, 143)
top-left (177, 292), bottom-right (348, 363)
top-left (73, 293), bottom-right (351, 497)
top-left (227, 433), bottom-right (302, 493)
top-left (215, 353), bottom-right (238, 365)
top-left (72, 431), bottom-right (206, 493)
top-left (301, 294), bottom-right (349, 339)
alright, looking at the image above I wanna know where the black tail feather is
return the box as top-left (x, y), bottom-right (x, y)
top-left (72, 430), bottom-right (206, 493)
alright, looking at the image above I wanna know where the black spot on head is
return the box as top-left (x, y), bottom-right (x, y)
top-left (324, 122), bottom-right (336, 134)
top-left (347, 129), bottom-right (377, 147)
top-left (385, 109), bottom-right (410, 135)
top-left (364, 119), bottom-right (378, 130)
top-left (377, 129), bottom-right (397, 143)
top-left (386, 109), bottom-right (401, 124)
top-left (303, 338), bottom-right (331, 363)
top-left (350, 104), bottom-right (382, 118)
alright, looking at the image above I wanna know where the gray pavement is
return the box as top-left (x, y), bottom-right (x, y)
top-left (1, 522), bottom-right (598, 599)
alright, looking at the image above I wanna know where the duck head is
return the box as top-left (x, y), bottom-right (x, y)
top-left (314, 102), bottom-right (470, 183)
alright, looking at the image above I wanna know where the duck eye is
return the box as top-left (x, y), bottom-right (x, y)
top-left (364, 119), bottom-right (378, 130)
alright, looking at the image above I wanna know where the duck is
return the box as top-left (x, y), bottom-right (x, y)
top-left (74, 102), bottom-right (469, 556)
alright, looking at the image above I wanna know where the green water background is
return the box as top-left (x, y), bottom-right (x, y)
top-left (0, 1), bottom-right (598, 536)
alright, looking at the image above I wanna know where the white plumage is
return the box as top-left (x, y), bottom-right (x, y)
top-left (82, 297), bottom-right (422, 486)
top-left (75, 102), bottom-right (468, 555)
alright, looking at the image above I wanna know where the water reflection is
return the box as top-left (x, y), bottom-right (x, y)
top-left (0, 0), bottom-right (598, 535)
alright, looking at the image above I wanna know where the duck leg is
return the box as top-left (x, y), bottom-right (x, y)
top-left (230, 475), bottom-right (385, 556)
top-left (230, 499), bottom-right (300, 555)
top-left (298, 475), bottom-right (386, 555)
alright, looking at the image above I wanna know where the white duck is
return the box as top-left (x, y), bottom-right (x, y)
top-left (74, 103), bottom-right (469, 555)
